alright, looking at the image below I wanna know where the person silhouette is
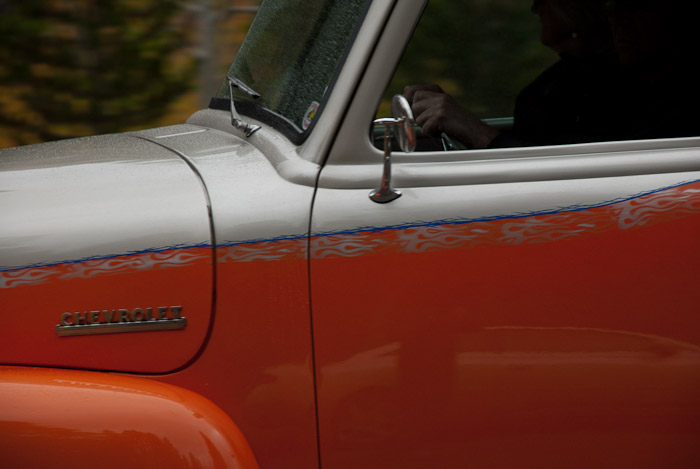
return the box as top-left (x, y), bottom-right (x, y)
top-left (406, 0), bottom-right (617, 148)
top-left (608, 0), bottom-right (700, 140)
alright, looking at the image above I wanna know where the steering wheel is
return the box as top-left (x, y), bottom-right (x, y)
top-left (408, 126), bottom-right (465, 151)
top-left (373, 95), bottom-right (466, 152)
top-left (439, 132), bottom-right (463, 151)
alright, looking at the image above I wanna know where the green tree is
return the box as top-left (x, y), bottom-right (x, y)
top-left (0, 0), bottom-right (196, 145)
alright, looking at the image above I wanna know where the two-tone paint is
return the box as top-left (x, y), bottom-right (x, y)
top-left (0, 133), bottom-right (214, 373)
top-left (2, 0), bottom-right (700, 468)
top-left (305, 2), bottom-right (700, 462)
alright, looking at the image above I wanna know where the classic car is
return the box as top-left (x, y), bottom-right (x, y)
top-left (2, 0), bottom-right (700, 468)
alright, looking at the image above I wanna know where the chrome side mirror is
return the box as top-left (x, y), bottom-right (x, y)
top-left (370, 95), bottom-right (416, 204)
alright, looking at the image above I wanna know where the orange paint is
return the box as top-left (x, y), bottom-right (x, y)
top-left (310, 184), bottom-right (700, 468)
top-left (155, 254), bottom-right (319, 469)
top-left (0, 366), bottom-right (258, 469)
top-left (3, 182), bottom-right (700, 468)
top-left (0, 247), bottom-right (213, 373)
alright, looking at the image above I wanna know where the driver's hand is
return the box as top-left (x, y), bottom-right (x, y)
top-left (404, 84), bottom-right (444, 103)
top-left (404, 84), bottom-right (500, 149)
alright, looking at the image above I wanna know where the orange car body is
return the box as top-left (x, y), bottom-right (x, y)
top-left (2, 1), bottom-right (700, 468)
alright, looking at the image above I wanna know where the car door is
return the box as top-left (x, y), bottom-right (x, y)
top-left (311, 148), bottom-right (700, 468)
top-left (309, 1), bottom-right (700, 468)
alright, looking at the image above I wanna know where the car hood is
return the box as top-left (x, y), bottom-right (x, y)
top-left (0, 127), bottom-right (215, 373)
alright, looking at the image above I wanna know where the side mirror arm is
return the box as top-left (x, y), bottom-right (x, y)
top-left (370, 117), bottom-right (405, 203)
top-left (369, 95), bottom-right (416, 204)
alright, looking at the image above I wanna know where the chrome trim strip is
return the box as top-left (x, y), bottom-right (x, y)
top-left (56, 318), bottom-right (187, 337)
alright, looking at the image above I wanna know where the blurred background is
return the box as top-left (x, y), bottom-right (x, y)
top-left (0, 0), bottom-right (261, 149)
top-left (0, 0), bottom-right (554, 149)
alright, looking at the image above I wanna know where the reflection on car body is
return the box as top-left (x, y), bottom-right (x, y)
top-left (1, 1), bottom-right (700, 468)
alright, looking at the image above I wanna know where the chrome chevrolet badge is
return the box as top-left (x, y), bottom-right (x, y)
top-left (56, 306), bottom-right (187, 337)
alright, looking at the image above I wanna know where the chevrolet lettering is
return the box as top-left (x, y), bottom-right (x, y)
top-left (56, 306), bottom-right (186, 337)
top-left (2, 1), bottom-right (700, 468)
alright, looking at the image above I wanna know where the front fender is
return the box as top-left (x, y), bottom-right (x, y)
top-left (0, 366), bottom-right (258, 469)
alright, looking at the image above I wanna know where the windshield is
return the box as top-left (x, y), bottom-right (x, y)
top-left (214, 0), bottom-right (369, 144)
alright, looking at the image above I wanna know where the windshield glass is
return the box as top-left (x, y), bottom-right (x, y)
top-left (215, 0), bottom-right (369, 144)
